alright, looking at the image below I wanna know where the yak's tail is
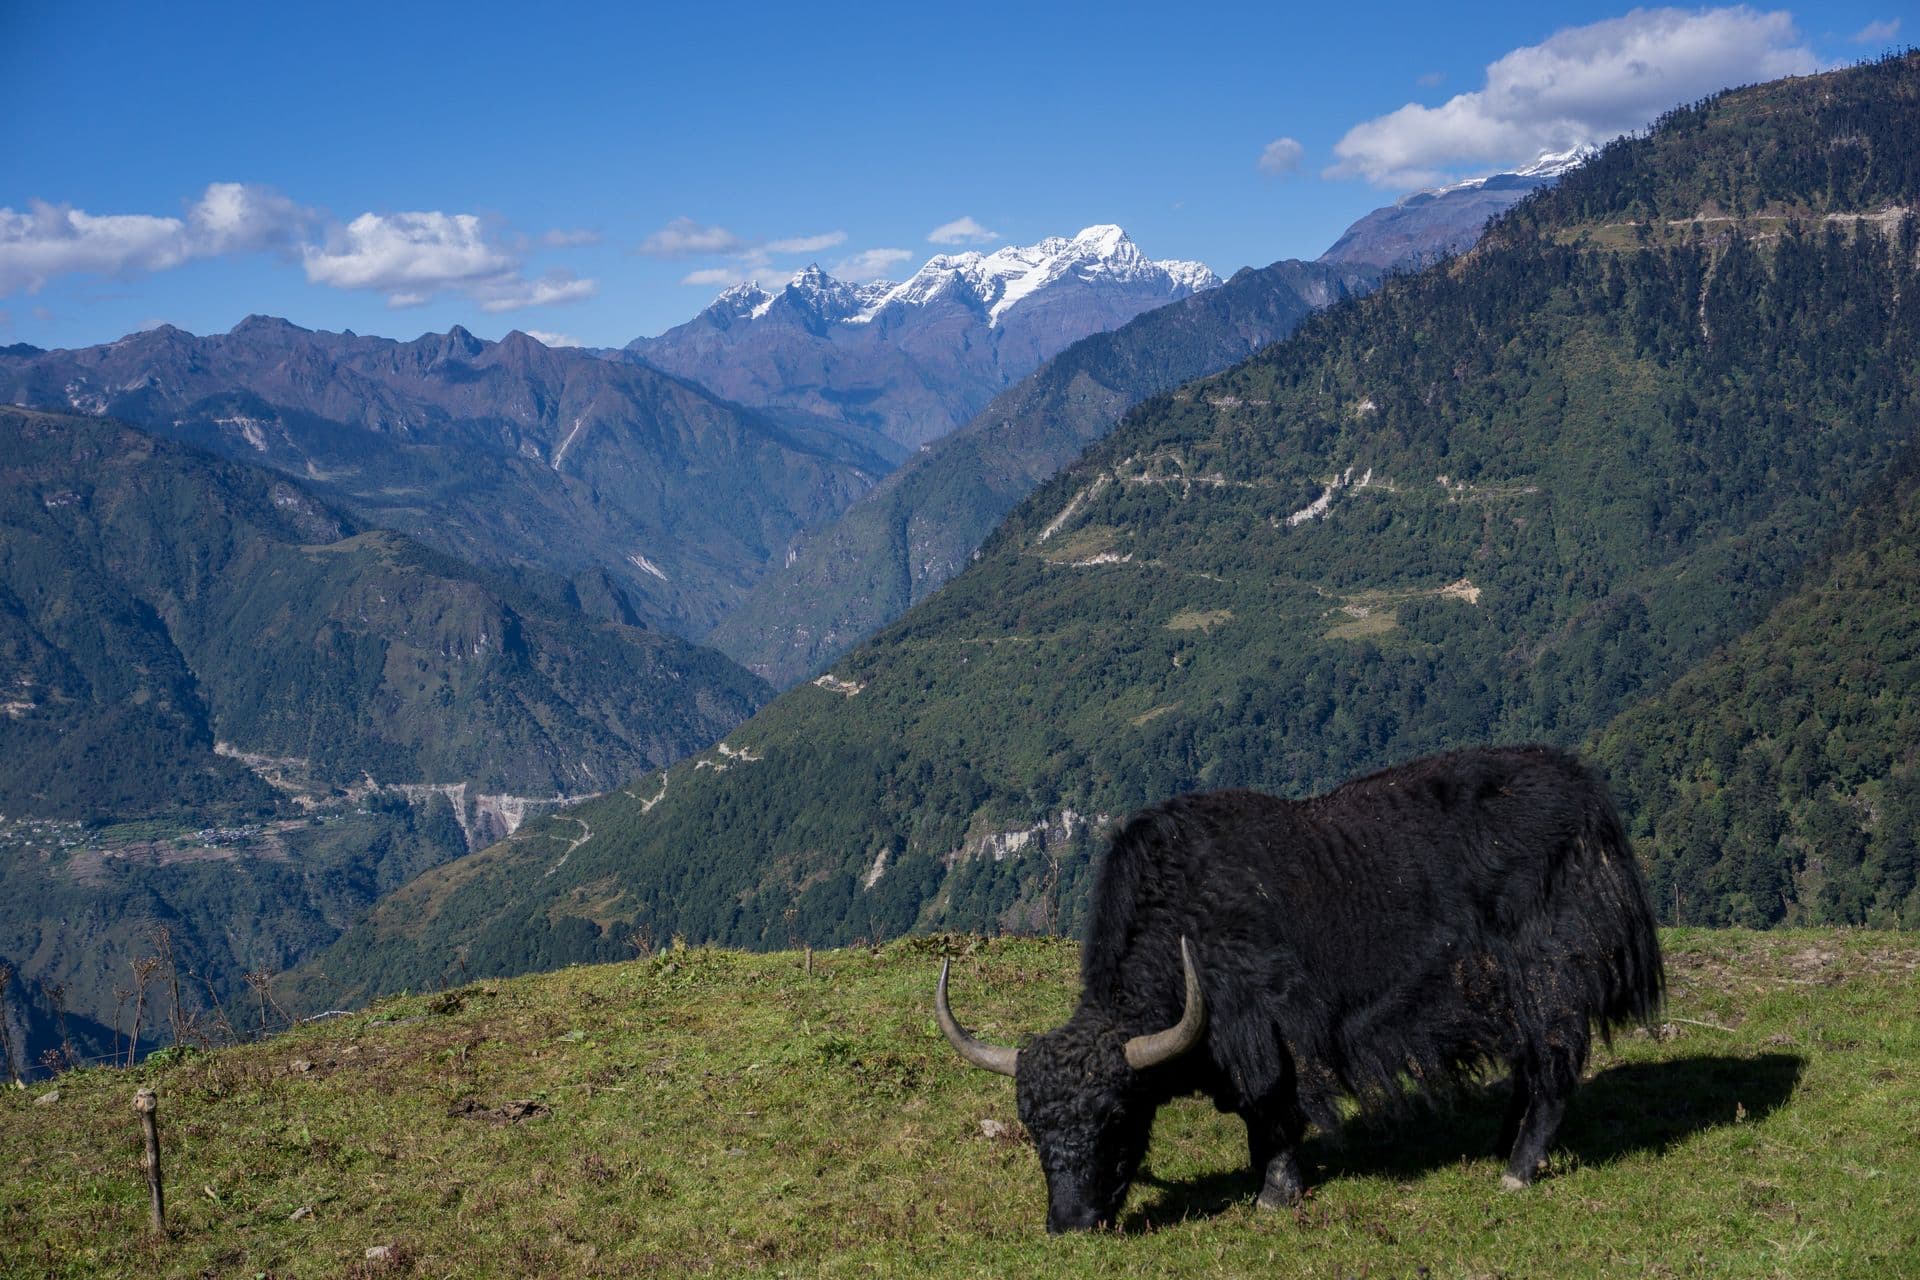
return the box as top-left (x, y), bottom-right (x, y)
top-left (1570, 777), bottom-right (1666, 1037)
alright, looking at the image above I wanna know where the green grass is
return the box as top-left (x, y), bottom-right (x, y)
top-left (4, 930), bottom-right (1916, 1278)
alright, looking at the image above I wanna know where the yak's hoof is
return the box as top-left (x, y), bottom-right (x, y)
top-left (1499, 1173), bottom-right (1529, 1191)
top-left (1256, 1183), bottom-right (1304, 1211)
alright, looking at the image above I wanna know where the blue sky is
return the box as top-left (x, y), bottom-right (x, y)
top-left (2, 2), bottom-right (1909, 349)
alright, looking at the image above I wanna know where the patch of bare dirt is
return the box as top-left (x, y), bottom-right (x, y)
top-left (446, 1097), bottom-right (550, 1125)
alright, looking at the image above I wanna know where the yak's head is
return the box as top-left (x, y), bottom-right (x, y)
top-left (935, 938), bottom-right (1206, 1233)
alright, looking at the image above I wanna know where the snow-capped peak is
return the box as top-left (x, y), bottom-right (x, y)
top-left (779, 264), bottom-right (874, 321)
top-left (1424, 144), bottom-right (1600, 198)
top-left (704, 269), bottom-right (899, 324)
top-left (691, 226), bottom-right (1218, 332)
top-left (849, 225), bottom-right (1219, 327)
top-left (1512, 143), bottom-right (1599, 179)
top-left (708, 281), bottom-right (776, 320)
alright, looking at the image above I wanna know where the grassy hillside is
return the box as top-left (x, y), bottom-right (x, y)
top-left (304, 55), bottom-right (1920, 993)
top-left (5, 931), bottom-right (1916, 1277)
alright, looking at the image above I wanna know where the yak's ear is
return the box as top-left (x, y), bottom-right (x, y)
top-left (936, 957), bottom-right (1019, 1077)
top-left (1123, 937), bottom-right (1206, 1070)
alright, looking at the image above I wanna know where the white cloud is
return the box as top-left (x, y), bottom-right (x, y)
top-left (541, 227), bottom-right (603, 247)
top-left (664, 225), bottom-right (856, 287)
top-left (1851, 18), bottom-right (1901, 43)
top-left (188, 182), bottom-right (312, 253)
top-left (301, 211), bottom-right (596, 311)
top-left (0, 182), bottom-right (310, 295)
top-left (473, 269), bottom-right (597, 313)
top-left (1416, 70), bottom-right (1446, 88)
top-left (302, 211), bottom-right (514, 295)
top-left (524, 329), bottom-right (583, 348)
top-left (638, 216), bottom-right (746, 258)
top-left (928, 216), bottom-right (1000, 245)
top-left (680, 265), bottom-right (750, 287)
top-left (831, 248), bottom-right (913, 281)
top-left (1327, 6), bottom-right (1823, 187)
top-left (0, 202), bottom-right (189, 294)
top-left (765, 230), bottom-right (847, 254)
top-left (1256, 137), bottom-right (1305, 176)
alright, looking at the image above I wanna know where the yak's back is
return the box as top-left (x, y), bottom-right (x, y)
top-left (1079, 745), bottom-right (1661, 1033)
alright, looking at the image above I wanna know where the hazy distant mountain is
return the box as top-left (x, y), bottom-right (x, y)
top-left (708, 257), bottom-right (1378, 687)
top-left (1320, 146), bottom-right (1597, 270)
top-left (0, 321), bottom-right (901, 636)
top-left (0, 406), bottom-right (766, 820)
top-left (0, 405), bottom-right (771, 1059)
top-left (627, 226), bottom-right (1220, 448)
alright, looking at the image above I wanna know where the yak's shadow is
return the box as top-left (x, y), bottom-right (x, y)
top-left (1126, 1052), bottom-right (1805, 1230)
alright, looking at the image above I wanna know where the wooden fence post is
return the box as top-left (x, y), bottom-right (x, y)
top-left (134, 1088), bottom-right (165, 1235)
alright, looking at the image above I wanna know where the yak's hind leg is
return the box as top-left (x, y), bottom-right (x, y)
top-left (1501, 1019), bottom-right (1590, 1189)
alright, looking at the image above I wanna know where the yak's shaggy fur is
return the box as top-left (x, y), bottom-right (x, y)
top-left (970, 745), bottom-right (1663, 1231)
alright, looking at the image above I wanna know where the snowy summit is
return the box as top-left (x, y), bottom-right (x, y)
top-left (705, 226), bottom-right (1219, 331)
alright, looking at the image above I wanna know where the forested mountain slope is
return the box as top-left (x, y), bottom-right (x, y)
top-left (708, 259), bottom-right (1377, 687)
top-left (303, 54), bottom-right (1920, 997)
top-left (1592, 446), bottom-right (1920, 930)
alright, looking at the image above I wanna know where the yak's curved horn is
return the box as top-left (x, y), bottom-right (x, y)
top-left (1123, 937), bottom-right (1207, 1070)
top-left (936, 957), bottom-right (1019, 1077)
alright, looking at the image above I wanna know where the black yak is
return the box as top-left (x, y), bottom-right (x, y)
top-left (936, 745), bottom-right (1663, 1233)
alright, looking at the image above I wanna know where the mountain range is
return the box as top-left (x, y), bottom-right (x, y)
top-left (1, 177), bottom-right (1547, 663)
top-left (625, 225), bottom-right (1221, 448)
top-left (295, 53), bottom-right (1920, 998)
top-left (11, 70), bottom-right (1858, 1043)
top-left (0, 322), bottom-right (900, 637)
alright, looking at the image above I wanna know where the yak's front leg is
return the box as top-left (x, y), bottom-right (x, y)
top-left (1241, 1090), bottom-right (1309, 1209)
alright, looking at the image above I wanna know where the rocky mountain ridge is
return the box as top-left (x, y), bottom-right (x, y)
top-left (0, 320), bottom-right (900, 637)
top-left (1319, 146), bottom-right (1598, 270)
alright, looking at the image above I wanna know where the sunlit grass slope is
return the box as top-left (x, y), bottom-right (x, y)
top-left (4, 930), bottom-right (1916, 1278)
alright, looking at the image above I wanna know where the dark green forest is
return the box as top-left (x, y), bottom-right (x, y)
top-left (0, 407), bottom-right (765, 819)
top-left (1594, 445), bottom-right (1920, 930)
